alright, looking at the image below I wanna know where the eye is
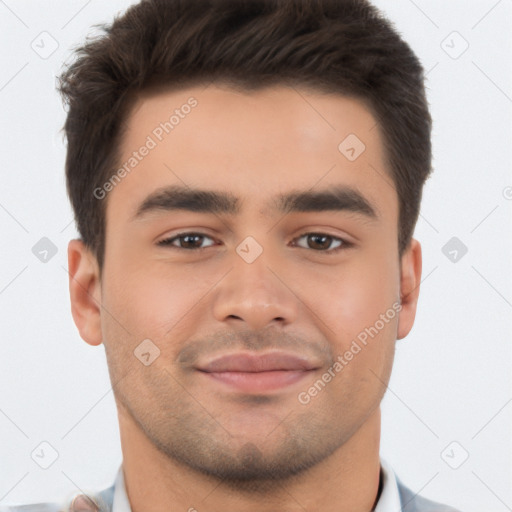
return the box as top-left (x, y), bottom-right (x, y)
top-left (292, 232), bottom-right (352, 253)
top-left (157, 232), bottom-right (216, 250)
top-left (157, 231), bottom-right (352, 253)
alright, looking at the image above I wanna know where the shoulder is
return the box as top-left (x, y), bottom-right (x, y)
top-left (0, 505), bottom-right (62, 512)
top-left (0, 482), bottom-right (115, 512)
top-left (396, 475), bottom-right (463, 512)
top-left (0, 483), bottom-right (115, 512)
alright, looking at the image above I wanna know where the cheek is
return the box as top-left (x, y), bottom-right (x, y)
top-left (319, 253), bottom-right (400, 348)
top-left (315, 260), bottom-right (399, 405)
top-left (102, 256), bottom-right (217, 354)
top-left (108, 271), bottom-right (186, 334)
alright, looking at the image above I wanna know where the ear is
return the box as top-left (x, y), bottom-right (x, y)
top-left (397, 238), bottom-right (422, 340)
top-left (68, 239), bottom-right (103, 346)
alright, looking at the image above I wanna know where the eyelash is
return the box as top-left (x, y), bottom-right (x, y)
top-left (156, 231), bottom-right (353, 254)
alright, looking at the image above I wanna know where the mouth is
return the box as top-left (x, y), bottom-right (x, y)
top-left (195, 351), bottom-right (320, 393)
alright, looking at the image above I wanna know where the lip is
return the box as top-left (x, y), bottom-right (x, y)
top-left (196, 352), bottom-right (320, 393)
top-left (198, 352), bottom-right (319, 373)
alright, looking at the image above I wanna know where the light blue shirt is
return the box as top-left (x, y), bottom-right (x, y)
top-left (111, 456), bottom-right (401, 511)
top-left (0, 456), bottom-right (462, 511)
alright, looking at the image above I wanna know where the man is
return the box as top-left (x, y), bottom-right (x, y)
top-left (3, 0), bottom-right (462, 510)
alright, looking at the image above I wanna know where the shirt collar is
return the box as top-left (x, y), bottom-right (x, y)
top-left (112, 465), bottom-right (131, 512)
top-left (374, 456), bottom-right (401, 512)
top-left (112, 456), bottom-right (401, 512)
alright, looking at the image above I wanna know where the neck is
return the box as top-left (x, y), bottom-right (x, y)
top-left (118, 405), bottom-right (382, 512)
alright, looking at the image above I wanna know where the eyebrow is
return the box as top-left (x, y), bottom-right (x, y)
top-left (131, 184), bottom-right (379, 221)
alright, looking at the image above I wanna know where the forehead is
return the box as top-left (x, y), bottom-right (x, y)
top-left (106, 84), bottom-right (397, 226)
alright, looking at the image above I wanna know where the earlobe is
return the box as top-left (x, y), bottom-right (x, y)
top-left (68, 239), bottom-right (103, 346)
top-left (397, 238), bottom-right (422, 340)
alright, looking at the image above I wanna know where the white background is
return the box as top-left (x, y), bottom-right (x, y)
top-left (0, 1), bottom-right (510, 511)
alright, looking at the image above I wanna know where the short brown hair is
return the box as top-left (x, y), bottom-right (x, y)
top-left (57, 0), bottom-right (432, 275)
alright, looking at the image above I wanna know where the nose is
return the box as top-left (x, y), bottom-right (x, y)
top-left (211, 247), bottom-right (299, 331)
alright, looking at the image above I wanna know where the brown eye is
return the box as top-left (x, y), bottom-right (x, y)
top-left (293, 232), bottom-right (351, 253)
top-left (156, 231), bottom-right (352, 254)
top-left (157, 233), bottom-right (216, 250)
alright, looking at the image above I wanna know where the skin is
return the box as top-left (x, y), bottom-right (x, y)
top-left (68, 84), bottom-right (422, 512)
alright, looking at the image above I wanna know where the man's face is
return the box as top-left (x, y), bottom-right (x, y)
top-left (80, 84), bottom-right (414, 482)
